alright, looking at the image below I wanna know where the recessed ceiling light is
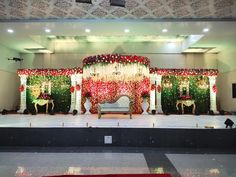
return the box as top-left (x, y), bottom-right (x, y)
top-left (203, 28), bottom-right (209, 32)
top-left (162, 29), bottom-right (168, 33)
top-left (124, 29), bottom-right (130, 33)
top-left (7, 28), bottom-right (14, 33)
top-left (45, 29), bottom-right (51, 33)
top-left (85, 28), bottom-right (91, 33)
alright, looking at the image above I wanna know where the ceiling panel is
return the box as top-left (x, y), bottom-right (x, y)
top-left (0, 0), bottom-right (236, 21)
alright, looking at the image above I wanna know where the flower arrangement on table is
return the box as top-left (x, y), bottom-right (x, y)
top-left (38, 92), bottom-right (51, 100)
top-left (141, 91), bottom-right (150, 99)
top-left (180, 95), bottom-right (192, 100)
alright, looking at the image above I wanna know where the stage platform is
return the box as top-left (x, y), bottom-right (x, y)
top-left (0, 114), bottom-right (235, 129)
top-left (0, 114), bottom-right (236, 148)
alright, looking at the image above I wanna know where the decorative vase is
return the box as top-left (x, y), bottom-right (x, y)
top-left (141, 98), bottom-right (149, 115)
top-left (84, 97), bottom-right (91, 114)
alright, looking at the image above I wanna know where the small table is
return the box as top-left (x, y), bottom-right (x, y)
top-left (33, 99), bottom-right (54, 113)
top-left (176, 99), bottom-right (196, 114)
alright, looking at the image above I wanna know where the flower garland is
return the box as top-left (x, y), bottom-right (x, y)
top-left (150, 68), bottom-right (218, 76)
top-left (83, 54), bottom-right (150, 67)
top-left (17, 67), bottom-right (83, 76)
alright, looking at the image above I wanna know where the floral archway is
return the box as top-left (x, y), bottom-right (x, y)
top-left (82, 54), bottom-right (150, 113)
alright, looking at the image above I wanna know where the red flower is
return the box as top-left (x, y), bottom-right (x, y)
top-left (38, 93), bottom-right (51, 100)
top-left (70, 86), bottom-right (75, 93)
top-left (212, 84), bottom-right (217, 93)
top-left (141, 91), bottom-right (150, 98)
top-left (151, 84), bottom-right (156, 91)
top-left (19, 85), bottom-right (24, 92)
top-left (180, 95), bottom-right (192, 100)
top-left (76, 84), bottom-right (81, 91)
top-left (85, 92), bottom-right (92, 98)
top-left (157, 85), bottom-right (161, 93)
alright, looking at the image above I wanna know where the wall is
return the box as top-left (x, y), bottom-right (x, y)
top-left (217, 47), bottom-right (236, 111)
top-left (0, 44), bottom-right (20, 111)
top-left (20, 53), bottom-right (218, 69)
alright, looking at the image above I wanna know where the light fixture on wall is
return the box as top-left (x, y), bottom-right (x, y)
top-left (197, 76), bottom-right (209, 89)
top-left (8, 57), bottom-right (23, 62)
top-left (90, 67), bottom-right (99, 77)
top-left (112, 66), bottom-right (121, 75)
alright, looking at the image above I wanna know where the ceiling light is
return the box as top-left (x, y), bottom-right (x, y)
top-left (124, 29), bottom-right (130, 33)
top-left (203, 28), bottom-right (209, 32)
top-left (162, 29), bottom-right (168, 33)
top-left (110, 0), bottom-right (125, 7)
top-left (85, 28), bottom-right (91, 33)
top-left (7, 28), bottom-right (14, 33)
top-left (75, 0), bottom-right (92, 4)
top-left (45, 29), bottom-right (51, 33)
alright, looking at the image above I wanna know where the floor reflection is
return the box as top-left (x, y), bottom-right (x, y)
top-left (0, 153), bottom-right (149, 177)
top-left (167, 154), bottom-right (236, 177)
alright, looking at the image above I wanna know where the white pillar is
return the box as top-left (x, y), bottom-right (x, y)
top-left (75, 74), bottom-right (83, 114)
top-left (150, 74), bottom-right (156, 112)
top-left (69, 74), bottom-right (76, 113)
top-left (156, 74), bottom-right (163, 113)
top-left (208, 76), bottom-right (218, 113)
top-left (18, 75), bottom-right (27, 113)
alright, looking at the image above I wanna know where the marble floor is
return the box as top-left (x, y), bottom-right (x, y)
top-left (0, 114), bottom-right (235, 129)
top-left (0, 147), bottom-right (235, 177)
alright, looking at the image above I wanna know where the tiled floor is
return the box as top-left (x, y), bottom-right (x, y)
top-left (0, 114), bottom-right (235, 128)
top-left (167, 154), bottom-right (236, 177)
top-left (0, 147), bottom-right (235, 177)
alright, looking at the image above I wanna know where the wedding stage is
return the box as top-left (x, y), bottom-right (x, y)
top-left (44, 173), bottom-right (171, 177)
top-left (0, 114), bottom-right (235, 129)
top-left (0, 114), bottom-right (236, 148)
top-left (3, 54), bottom-right (235, 148)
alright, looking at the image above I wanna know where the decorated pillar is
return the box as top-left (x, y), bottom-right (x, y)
top-left (18, 75), bottom-right (28, 113)
top-left (75, 73), bottom-right (83, 114)
top-left (69, 74), bottom-right (76, 113)
top-left (156, 74), bottom-right (163, 113)
top-left (150, 74), bottom-right (156, 112)
top-left (208, 76), bottom-right (218, 113)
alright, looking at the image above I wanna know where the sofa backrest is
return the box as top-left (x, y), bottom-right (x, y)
top-left (100, 95), bottom-right (130, 108)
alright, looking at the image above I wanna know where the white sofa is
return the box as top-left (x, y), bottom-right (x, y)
top-left (97, 95), bottom-right (133, 119)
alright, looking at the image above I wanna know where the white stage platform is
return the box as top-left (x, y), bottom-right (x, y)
top-left (0, 114), bottom-right (235, 129)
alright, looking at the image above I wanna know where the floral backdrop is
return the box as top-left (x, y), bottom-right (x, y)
top-left (26, 75), bottom-right (71, 113)
top-left (161, 75), bottom-right (210, 114)
top-left (82, 77), bottom-right (150, 113)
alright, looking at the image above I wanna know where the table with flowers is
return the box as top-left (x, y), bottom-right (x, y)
top-left (176, 95), bottom-right (196, 114)
top-left (33, 93), bottom-right (54, 113)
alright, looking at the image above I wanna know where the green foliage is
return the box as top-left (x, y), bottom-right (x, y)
top-left (161, 76), bottom-right (179, 113)
top-left (26, 75), bottom-right (71, 113)
top-left (161, 76), bottom-right (210, 114)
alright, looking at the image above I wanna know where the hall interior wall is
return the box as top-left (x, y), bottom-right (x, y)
top-left (0, 44), bottom-right (20, 111)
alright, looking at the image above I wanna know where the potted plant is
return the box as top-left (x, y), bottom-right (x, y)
top-left (141, 91), bottom-right (150, 99)
top-left (84, 92), bottom-right (92, 114)
top-left (141, 91), bottom-right (150, 114)
top-left (85, 92), bottom-right (92, 99)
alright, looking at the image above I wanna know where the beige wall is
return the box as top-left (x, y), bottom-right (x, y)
top-left (20, 53), bottom-right (218, 69)
top-left (216, 47), bottom-right (236, 111)
top-left (0, 44), bottom-right (20, 111)
top-left (217, 70), bottom-right (236, 112)
top-left (0, 70), bottom-right (20, 110)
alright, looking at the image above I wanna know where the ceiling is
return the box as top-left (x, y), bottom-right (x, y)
top-left (0, 0), bottom-right (236, 20)
top-left (0, 0), bottom-right (236, 54)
